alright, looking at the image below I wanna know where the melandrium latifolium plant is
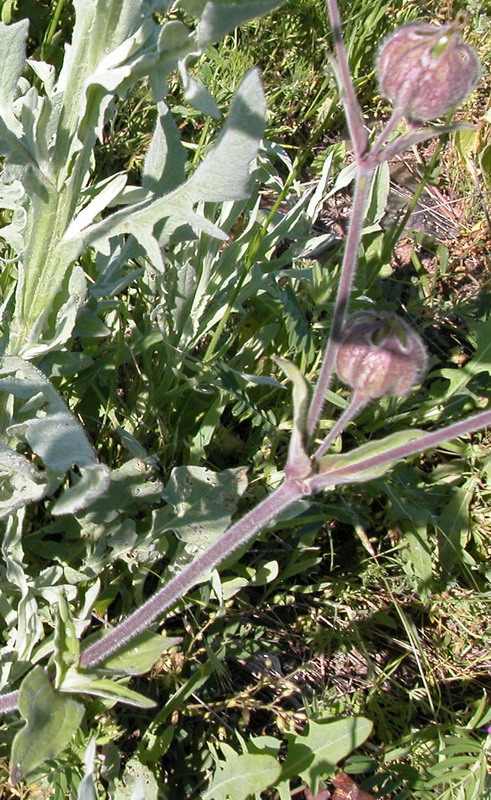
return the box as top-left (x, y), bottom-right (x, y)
top-left (0, 0), bottom-right (487, 792)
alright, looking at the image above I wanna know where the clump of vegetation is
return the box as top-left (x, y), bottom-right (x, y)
top-left (0, 0), bottom-right (488, 798)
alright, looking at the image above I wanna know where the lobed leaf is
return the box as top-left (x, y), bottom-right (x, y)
top-left (0, 357), bottom-right (110, 513)
top-left (159, 465), bottom-right (249, 550)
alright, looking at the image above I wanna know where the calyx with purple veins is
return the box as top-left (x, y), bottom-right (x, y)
top-left (335, 311), bottom-right (428, 399)
top-left (377, 20), bottom-right (479, 122)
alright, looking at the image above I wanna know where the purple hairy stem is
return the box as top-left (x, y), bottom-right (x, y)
top-left (306, 0), bottom-right (374, 438)
top-left (79, 479), bottom-right (306, 669)
top-left (314, 391), bottom-right (370, 460)
top-left (0, 691), bottom-right (19, 715)
top-left (325, 0), bottom-right (368, 159)
top-left (309, 409), bottom-right (491, 494)
top-left (307, 166), bottom-right (375, 437)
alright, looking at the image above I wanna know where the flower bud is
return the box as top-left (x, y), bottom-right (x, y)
top-left (377, 21), bottom-right (479, 122)
top-left (335, 311), bottom-right (427, 399)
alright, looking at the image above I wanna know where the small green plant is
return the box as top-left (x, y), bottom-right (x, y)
top-left (0, 0), bottom-right (488, 796)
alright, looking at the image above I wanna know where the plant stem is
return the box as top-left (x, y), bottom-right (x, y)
top-left (80, 403), bottom-right (491, 670)
top-left (308, 408), bottom-right (491, 494)
top-left (0, 690), bottom-right (19, 715)
top-left (369, 107), bottom-right (404, 163)
top-left (2, 403), bottom-right (491, 708)
top-left (305, 0), bottom-right (378, 439)
top-left (40, 0), bottom-right (68, 59)
top-left (79, 478), bottom-right (306, 669)
top-left (314, 390), bottom-right (369, 459)
top-left (325, 0), bottom-right (368, 159)
top-left (307, 165), bottom-right (375, 437)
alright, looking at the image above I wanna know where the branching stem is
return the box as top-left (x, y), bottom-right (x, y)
top-left (314, 391), bottom-right (370, 460)
top-left (1, 0), bottom-right (488, 728)
top-left (307, 166), bottom-right (374, 437)
top-left (308, 409), bottom-right (491, 494)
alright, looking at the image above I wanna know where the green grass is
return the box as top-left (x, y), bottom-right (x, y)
top-left (0, 0), bottom-right (490, 797)
top-left (116, 2), bottom-right (491, 794)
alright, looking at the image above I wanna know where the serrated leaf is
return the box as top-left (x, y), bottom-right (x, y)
top-left (10, 666), bottom-right (84, 784)
top-left (203, 751), bottom-right (282, 800)
top-left (281, 717), bottom-right (373, 792)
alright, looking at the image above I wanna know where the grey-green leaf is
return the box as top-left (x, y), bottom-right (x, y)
top-left (281, 717), bottom-right (373, 792)
top-left (113, 756), bottom-right (160, 800)
top-left (159, 465), bottom-right (249, 550)
top-left (179, 56), bottom-right (221, 117)
top-left (197, 0), bottom-right (286, 48)
top-left (0, 441), bottom-right (46, 519)
top-left (316, 429), bottom-right (426, 486)
top-left (10, 666), bottom-right (84, 784)
top-left (203, 751), bottom-right (282, 800)
top-left (53, 594), bottom-right (80, 688)
top-left (0, 19), bottom-right (29, 136)
top-left (188, 68), bottom-right (265, 201)
top-left (0, 357), bottom-right (110, 511)
top-left (273, 356), bottom-right (311, 478)
top-left (60, 668), bottom-right (156, 709)
top-left (143, 101), bottom-right (187, 195)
